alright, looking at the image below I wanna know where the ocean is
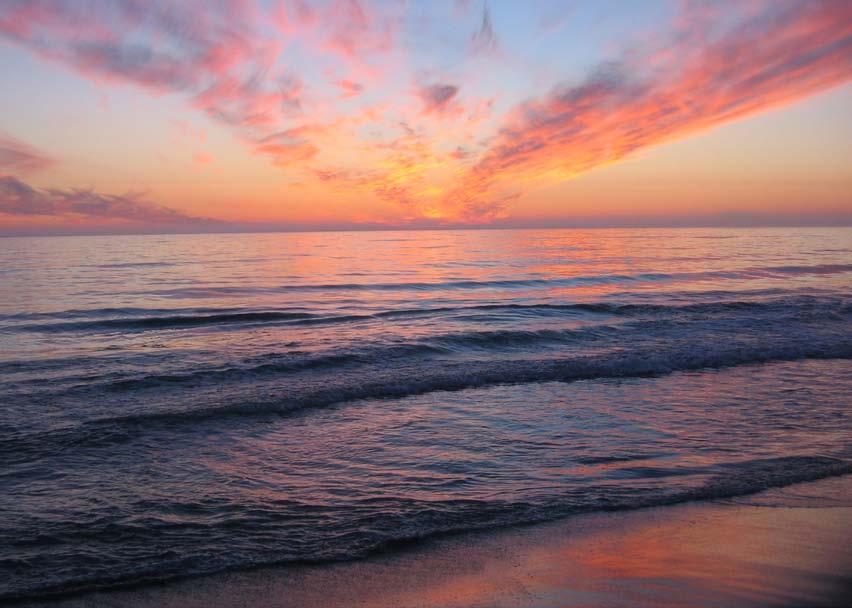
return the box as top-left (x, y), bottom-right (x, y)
top-left (1, 227), bottom-right (851, 601)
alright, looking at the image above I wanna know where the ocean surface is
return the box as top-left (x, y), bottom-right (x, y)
top-left (1, 227), bottom-right (851, 601)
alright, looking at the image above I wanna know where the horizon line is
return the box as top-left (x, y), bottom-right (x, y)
top-left (3, 220), bottom-right (851, 239)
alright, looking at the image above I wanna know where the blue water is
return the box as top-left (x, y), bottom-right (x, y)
top-left (1, 227), bottom-right (851, 600)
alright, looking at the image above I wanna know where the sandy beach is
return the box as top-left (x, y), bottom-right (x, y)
top-left (16, 474), bottom-right (852, 608)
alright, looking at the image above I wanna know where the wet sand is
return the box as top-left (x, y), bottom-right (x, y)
top-left (19, 475), bottom-right (852, 608)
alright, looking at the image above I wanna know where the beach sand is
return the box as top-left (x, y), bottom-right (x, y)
top-left (19, 475), bottom-right (852, 608)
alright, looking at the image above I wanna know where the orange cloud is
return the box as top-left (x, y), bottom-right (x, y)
top-left (194, 151), bottom-right (214, 165)
top-left (1, 1), bottom-right (849, 228)
top-left (254, 130), bottom-right (319, 166)
top-left (447, 0), bottom-right (852, 220)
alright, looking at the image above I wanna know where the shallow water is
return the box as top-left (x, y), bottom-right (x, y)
top-left (1, 227), bottom-right (851, 600)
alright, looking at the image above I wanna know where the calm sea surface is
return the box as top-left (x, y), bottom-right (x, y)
top-left (1, 227), bottom-right (851, 600)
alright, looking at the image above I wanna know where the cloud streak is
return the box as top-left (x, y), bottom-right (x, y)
top-left (0, 132), bottom-right (55, 174)
top-left (0, 1), bottom-right (299, 152)
top-left (471, 2), bottom-right (497, 54)
top-left (0, 1), bottom-right (420, 190)
top-left (447, 0), bottom-right (852, 219)
top-left (0, 175), bottom-right (217, 225)
top-left (0, 0), bottom-right (850, 227)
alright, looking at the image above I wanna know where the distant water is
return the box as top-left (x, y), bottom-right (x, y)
top-left (1, 227), bottom-right (851, 601)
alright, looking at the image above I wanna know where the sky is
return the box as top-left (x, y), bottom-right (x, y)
top-left (0, 0), bottom-right (850, 235)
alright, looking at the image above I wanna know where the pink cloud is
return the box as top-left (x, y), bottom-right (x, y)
top-left (322, 0), bottom-right (395, 59)
top-left (446, 0), bottom-right (852, 220)
top-left (0, 1), bottom-right (299, 149)
top-left (272, 0), bottom-right (318, 35)
top-left (336, 79), bottom-right (364, 97)
top-left (0, 132), bottom-right (55, 174)
top-left (1, 0), bottom-right (849, 227)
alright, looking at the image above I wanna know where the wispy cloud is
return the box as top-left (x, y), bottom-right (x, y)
top-left (254, 128), bottom-right (319, 166)
top-left (322, 0), bottom-right (395, 59)
top-left (0, 1), bottom-right (296, 152)
top-left (336, 79), bottom-right (364, 97)
top-left (0, 175), bottom-right (218, 225)
top-left (447, 0), bottom-right (852, 219)
top-left (0, 132), bottom-right (55, 174)
top-left (471, 2), bottom-right (497, 54)
top-left (0, 0), bottom-right (412, 179)
top-left (418, 84), bottom-right (460, 115)
top-left (0, 0), bottom-right (849, 227)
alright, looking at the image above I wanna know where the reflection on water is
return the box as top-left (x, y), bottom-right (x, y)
top-left (29, 476), bottom-right (852, 608)
top-left (0, 227), bottom-right (850, 600)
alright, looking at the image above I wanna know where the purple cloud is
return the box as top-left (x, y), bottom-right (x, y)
top-left (471, 2), bottom-right (497, 53)
top-left (418, 84), bottom-right (459, 115)
top-left (0, 1), bottom-right (300, 151)
top-left (0, 132), bottom-right (55, 174)
top-left (0, 175), bottom-right (218, 225)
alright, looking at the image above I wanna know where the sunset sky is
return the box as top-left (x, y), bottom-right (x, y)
top-left (0, 0), bottom-right (850, 235)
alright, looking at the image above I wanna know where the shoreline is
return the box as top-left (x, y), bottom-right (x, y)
top-left (15, 474), bottom-right (852, 608)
